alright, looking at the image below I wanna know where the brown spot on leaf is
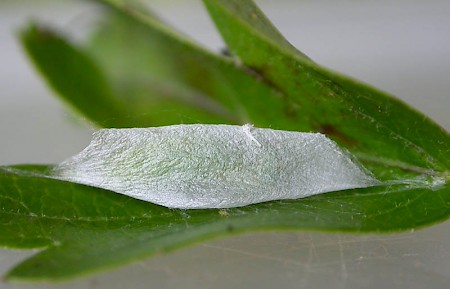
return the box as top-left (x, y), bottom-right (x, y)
top-left (318, 124), bottom-right (358, 147)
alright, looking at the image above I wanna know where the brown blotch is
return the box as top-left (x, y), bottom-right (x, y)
top-left (318, 124), bottom-right (358, 147)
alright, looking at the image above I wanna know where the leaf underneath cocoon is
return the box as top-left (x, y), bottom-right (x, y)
top-left (53, 124), bottom-right (379, 209)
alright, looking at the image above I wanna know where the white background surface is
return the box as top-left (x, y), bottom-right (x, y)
top-left (1, 0), bottom-right (449, 288)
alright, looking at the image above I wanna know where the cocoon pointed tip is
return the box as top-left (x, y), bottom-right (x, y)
top-left (53, 124), bottom-right (379, 209)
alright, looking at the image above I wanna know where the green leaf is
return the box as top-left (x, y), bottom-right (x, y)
top-left (20, 25), bottom-right (127, 127)
top-left (1, 165), bottom-right (449, 280)
top-left (195, 0), bottom-right (310, 60)
top-left (20, 2), bottom-right (293, 128)
top-left (5, 0), bottom-right (450, 282)
top-left (202, 0), bottom-right (450, 176)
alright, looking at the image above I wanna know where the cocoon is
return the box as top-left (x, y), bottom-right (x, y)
top-left (53, 124), bottom-right (378, 209)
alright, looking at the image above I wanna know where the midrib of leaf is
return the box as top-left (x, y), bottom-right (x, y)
top-left (355, 153), bottom-right (442, 176)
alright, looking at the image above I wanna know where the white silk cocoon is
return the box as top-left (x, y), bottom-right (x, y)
top-left (53, 124), bottom-right (379, 209)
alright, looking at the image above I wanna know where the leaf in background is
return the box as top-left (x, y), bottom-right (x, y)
top-left (1, 165), bottom-right (449, 280)
top-left (20, 25), bottom-right (127, 127)
top-left (21, 2), bottom-right (294, 128)
top-left (3, 0), bottom-right (449, 282)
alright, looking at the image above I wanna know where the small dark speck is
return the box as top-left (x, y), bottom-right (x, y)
top-left (30, 25), bottom-right (54, 40)
top-left (226, 224), bottom-right (235, 232)
top-left (220, 47), bottom-right (233, 57)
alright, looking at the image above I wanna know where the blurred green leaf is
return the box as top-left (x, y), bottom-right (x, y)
top-left (21, 2), bottom-right (293, 128)
top-left (21, 25), bottom-right (127, 127)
